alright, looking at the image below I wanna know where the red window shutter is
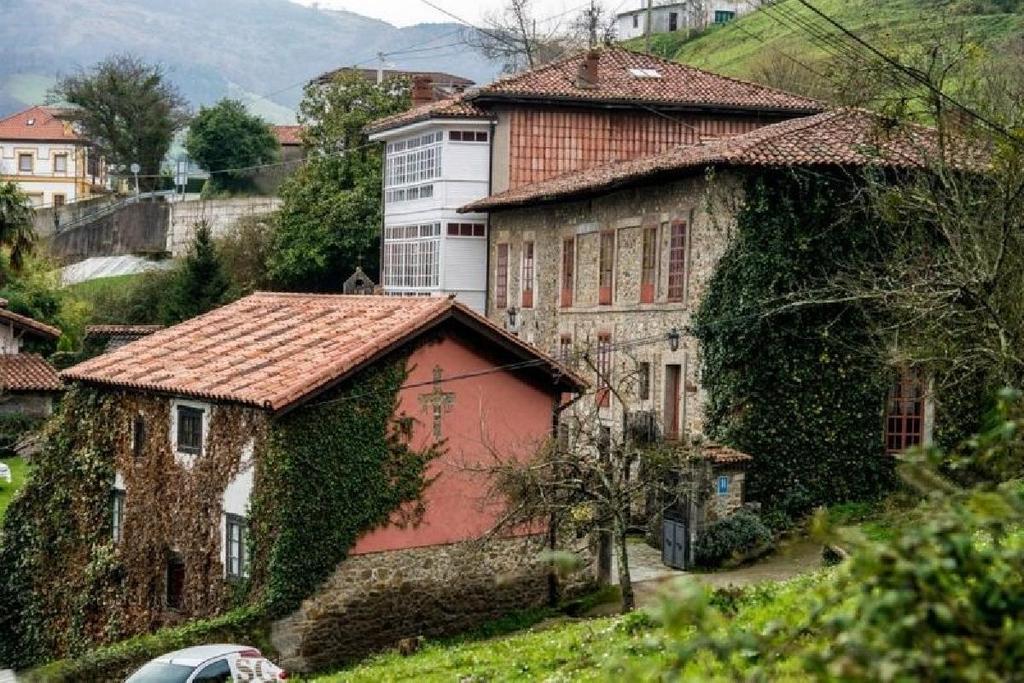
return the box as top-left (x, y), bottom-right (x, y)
top-left (561, 238), bottom-right (575, 308)
top-left (667, 220), bottom-right (688, 302)
top-left (640, 226), bottom-right (657, 304)
top-left (599, 231), bottom-right (614, 305)
top-left (596, 333), bottom-right (612, 407)
top-left (496, 243), bottom-right (509, 309)
top-left (522, 241), bottom-right (535, 308)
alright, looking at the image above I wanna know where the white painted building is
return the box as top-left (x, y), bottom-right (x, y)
top-left (369, 110), bottom-right (494, 313)
top-left (0, 105), bottom-right (106, 208)
top-left (616, 1), bottom-right (750, 40)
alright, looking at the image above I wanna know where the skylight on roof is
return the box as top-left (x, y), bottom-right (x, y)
top-left (628, 68), bottom-right (662, 79)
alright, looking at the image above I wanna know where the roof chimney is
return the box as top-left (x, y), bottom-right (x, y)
top-left (411, 75), bottom-right (435, 107)
top-left (576, 50), bottom-right (600, 90)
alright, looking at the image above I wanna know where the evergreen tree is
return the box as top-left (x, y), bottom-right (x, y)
top-left (160, 222), bottom-right (230, 324)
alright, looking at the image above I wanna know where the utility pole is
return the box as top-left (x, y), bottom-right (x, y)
top-left (644, 0), bottom-right (653, 53)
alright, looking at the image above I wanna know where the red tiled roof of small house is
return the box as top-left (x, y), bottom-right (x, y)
top-left (0, 106), bottom-right (82, 143)
top-left (63, 293), bottom-right (586, 413)
top-left (462, 108), bottom-right (983, 212)
top-left (365, 95), bottom-right (493, 135)
top-left (702, 443), bottom-right (753, 466)
top-left (0, 306), bottom-right (61, 340)
top-left (473, 46), bottom-right (824, 113)
top-left (272, 125), bottom-right (303, 146)
top-left (0, 354), bottom-right (63, 392)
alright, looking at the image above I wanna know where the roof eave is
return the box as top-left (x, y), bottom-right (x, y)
top-left (469, 93), bottom-right (824, 117)
top-left (367, 114), bottom-right (495, 140)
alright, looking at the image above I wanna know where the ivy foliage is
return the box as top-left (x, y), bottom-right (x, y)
top-left (0, 386), bottom-right (119, 669)
top-left (694, 170), bottom-right (897, 517)
top-left (250, 358), bottom-right (440, 615)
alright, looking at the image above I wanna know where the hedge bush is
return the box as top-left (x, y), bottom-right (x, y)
top-left (24, 605), bottom-right (272, 683)
top-left (694, 511), bottom-right (773, 569)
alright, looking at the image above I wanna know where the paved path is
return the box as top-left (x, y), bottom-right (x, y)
top-left (600, 536), bottom-right (823, 612)
top-left (0, 669), bottom-right (17, 683)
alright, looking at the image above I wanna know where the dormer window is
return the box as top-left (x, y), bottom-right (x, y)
top-left (26, 118), bottom-right (35, 126)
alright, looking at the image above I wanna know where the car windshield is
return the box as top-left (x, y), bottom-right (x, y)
top-left (125, 661), bottom-right (195, 683)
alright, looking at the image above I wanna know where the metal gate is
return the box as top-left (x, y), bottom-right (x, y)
top-left (662, 518), bottom-right (688, 570)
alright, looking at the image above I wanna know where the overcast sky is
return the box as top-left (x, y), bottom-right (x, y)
top-left (289, 0), bottom-right (635, 28)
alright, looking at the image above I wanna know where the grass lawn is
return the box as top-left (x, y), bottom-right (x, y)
top-left (0, 456), bottom-right (28, 521)
top-left (66, 273), bottom-right (146, 300)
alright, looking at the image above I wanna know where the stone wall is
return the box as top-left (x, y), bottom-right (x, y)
top-left (167, 198), bottom-right (281, 255)
top-left (708, 468), bottom-right (746, 522)
top-left (0, 392), bottom-right (54, 419)
top-left (487, 171), bottom-right (743, 440)
top-left (272, 535), bottom-right (592, 673)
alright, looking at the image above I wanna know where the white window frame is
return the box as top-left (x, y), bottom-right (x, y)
top-left (224, 514), bottom-right (249, 580)
top-left (112, 489), bottom-right (125, 543)
top-left (170, 399), bottom-right (211, 467)
top-left (382, 222), bottom-right (442, 291)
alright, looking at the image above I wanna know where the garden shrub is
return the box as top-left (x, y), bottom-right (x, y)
top-left (694, 511), bottom-right (773, 569)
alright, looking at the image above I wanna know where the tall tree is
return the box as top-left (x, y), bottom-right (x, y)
top-left (186, 99), bottom-right (279, 195)
top-left (160, 221), bottom-right (230, 324)
top-left (465, 0), bottom-right (566, 73)
top-left (267, 71), bottom-right (408, 292)
top-left (0, 182), bottom-right (36, 280)
top-left (51, 54), bottom-right (189, 191)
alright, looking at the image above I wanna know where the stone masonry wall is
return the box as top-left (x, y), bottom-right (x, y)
top-left (167, 198), bottom-right (281, 256)
top-left (708, 468), bottom-right (746, 522)
top-left (272, 535), bottom-right (590, 673)
top-left (488, 171), bottom-right (743, 441)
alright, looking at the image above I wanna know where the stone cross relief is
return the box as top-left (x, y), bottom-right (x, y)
top-left (418, 366), bottom-right (455, 439)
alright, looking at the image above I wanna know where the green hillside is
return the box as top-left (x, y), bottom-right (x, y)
top-left (634, 0), bottom-right (1024, 85)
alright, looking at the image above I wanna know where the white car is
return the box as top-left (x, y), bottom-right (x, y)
top-left (0, 462), bottom-right (10, 484)
top-left (124, 644), bottom-right (287, 682)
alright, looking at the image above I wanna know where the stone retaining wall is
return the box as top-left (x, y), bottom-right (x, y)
top-left (271, 536), bottom-right (591, 673)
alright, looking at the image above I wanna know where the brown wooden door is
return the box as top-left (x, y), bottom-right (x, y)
top-left (664, 364), bottom-right (681, 439)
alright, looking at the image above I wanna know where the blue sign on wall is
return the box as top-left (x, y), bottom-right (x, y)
top-left (717, 476), bottom-right (729, 495)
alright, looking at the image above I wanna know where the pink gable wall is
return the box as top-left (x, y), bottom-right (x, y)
top-left (352, 332), bottom-right (555, 554)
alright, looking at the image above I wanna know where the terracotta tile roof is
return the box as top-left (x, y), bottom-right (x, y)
top-left (62, 293), bottom-right (585, 412)
top-left (85, 325), bottom-right (165, 338)
top-left (704, 443), bottom-right (753, 465)
top-left (473, 47), bottom-right (823, 113)
top-left (0, 307), bottom-right (61, 340)
top-left (463, 109), bottom-right (972, 212)
top-left (273, 125), bottom-right (303, 146)
top-left (366, 95), bottom-right (492, 135)
top-left (0, 106), bottom-right (82, 142)
top-left (0, 354), bottom-right (63, 392)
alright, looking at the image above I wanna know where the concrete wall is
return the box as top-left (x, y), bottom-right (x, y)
top-left (167, 198), bottom-right (281, 256)
top-left (33, 194), bottom-right (117, 238)
top-left (48, 201), bottom-right (169, 263)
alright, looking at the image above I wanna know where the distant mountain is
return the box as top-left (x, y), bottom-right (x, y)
top-left (0, 0), bottom-right (502, 122)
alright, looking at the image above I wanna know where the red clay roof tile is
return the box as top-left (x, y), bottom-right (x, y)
top-left (0, 308), bottom-right (61, 340)
top-left (0, 354), bottom-right (63, 392)
top-left (0, 106), bottom-right (82, 142)
top-left (62, 293), bottom-right (584, 412)
top-left (273, 125), bottom-right (303, 146)
top-left (366, 95), bottom-right (492, 135)
top-left (462, 109), bottom-right (975, 212)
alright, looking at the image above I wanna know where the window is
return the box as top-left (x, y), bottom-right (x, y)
top-left (384, 131), bottom-right (442, 203)
top-left (521, 241), bottom-right (535, 308)
top-left (632, 14), bottom-right (639, 28)
top-left (495, 243), bottom-right (509, 309)
top-left (637, 362), bottom-right (651, 401)
top-left (449, 130), bottom-right (489, 142)
top-left (669, 12), bottom-right (678, 31)
top-left (18, 153), bottom-right (32, 173)
top-left (382, 223), bottom-right (442, 290)
top-left (53, 194), bottom-right (65, 208)
top-left (885, 368), bottom-right (926, 454)
top-left (715, 9), bottom-right (736, 23)
top-left (176, 406), bottom-right (204, 455)
top-left (132, 415), bottom-right (146, 459)
top-left (225, 515), bottom-right (249, 580)
top-left (599, 232), bottom-right (615, 305)
top-left (166, 553), bottom-right (185, 610)
top-left (717, 476), bottom-right (730, 496)
top-left (561, 238), bottom-right (575, 308)
top-left (667, 220), bottom-right (688, 302)
top-left (559, 334), bottom-right (573, 364)
top-left (446, 222), bottom-right (486, 237)
top-left (596, 333), bottom-right (612, 407)
top-left (641, 226), bottom-right (658, 303)
top-left (112, 490), bottom-right (125, 543)
top-left (53, 153), bottom-right (68, 173)
top-left (193, 659), bottom-right (232, 683)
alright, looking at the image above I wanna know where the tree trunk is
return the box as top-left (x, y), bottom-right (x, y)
top-left (614, 513), bottom-right (635, 612)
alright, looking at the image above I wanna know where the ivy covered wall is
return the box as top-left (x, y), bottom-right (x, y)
top-left (694, 170), bottom-right (899, 519)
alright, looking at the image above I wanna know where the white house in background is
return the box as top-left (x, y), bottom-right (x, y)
top-left (0, 105), bottom-right (106, 208)
top-left (367, 84), bottom-right (494, 313)
top-left (616, 1), bottom-right (749, 40)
